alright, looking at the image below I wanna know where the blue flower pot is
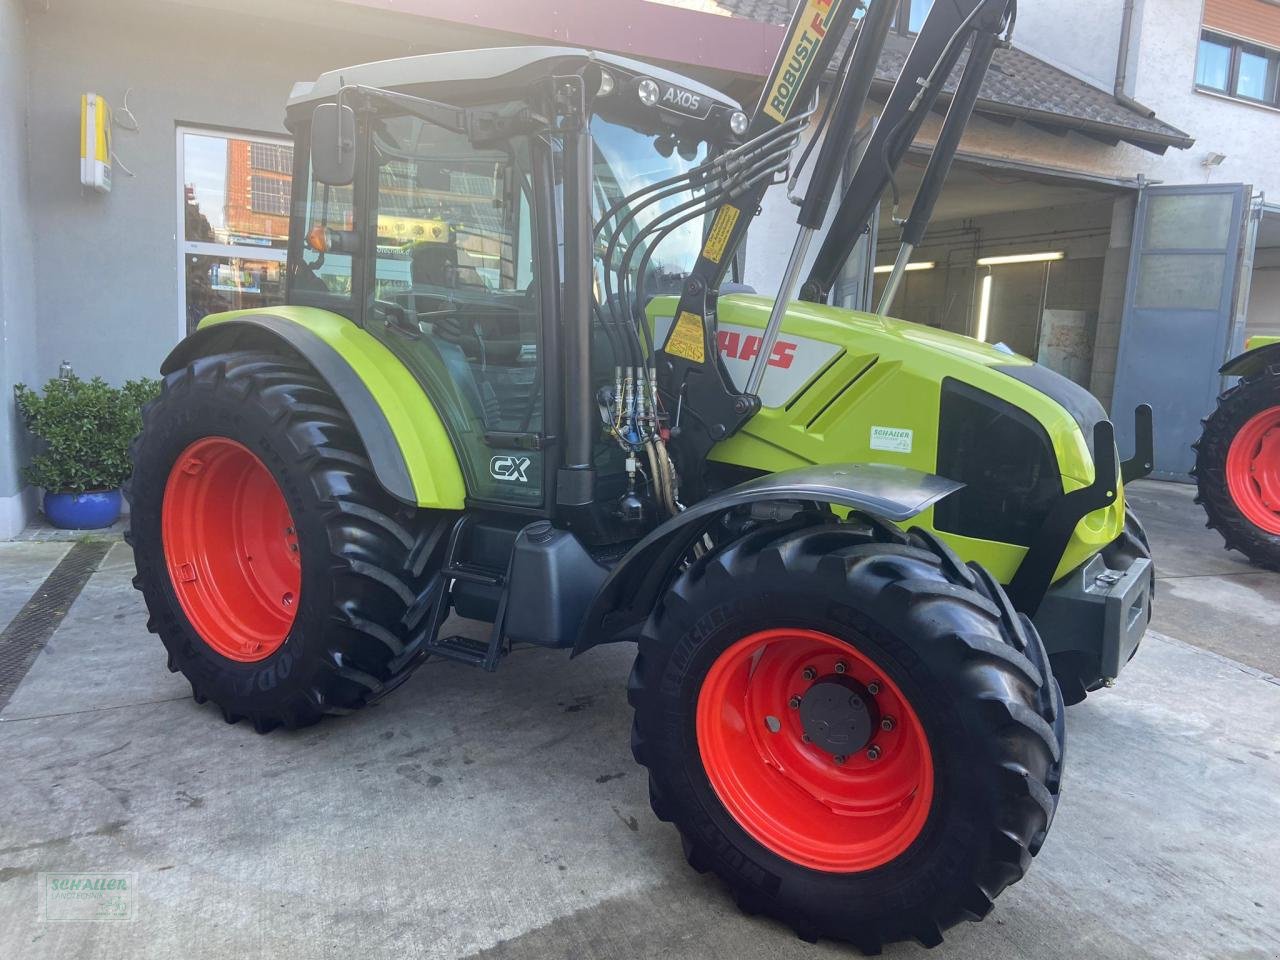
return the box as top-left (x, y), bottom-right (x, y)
top-left (43, 489), bottom-right (123, 530)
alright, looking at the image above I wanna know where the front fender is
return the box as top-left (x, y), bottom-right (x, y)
top-left (162, 307), bottom-right (466, 509)
top-left (571, 463), bottom-right (961, 656)
top-left (1221, 340), bottom-right (1280, 378)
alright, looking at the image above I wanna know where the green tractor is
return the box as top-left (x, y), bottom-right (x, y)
top-left (127, 0), bottom-right (1155, 948)
top-left (1195, 334), bottom-right (1280, 568)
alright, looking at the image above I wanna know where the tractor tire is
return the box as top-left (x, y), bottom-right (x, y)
top-left (1193, 368), bottom-right (1280, 570)
top-left (125, 349), bottom-right (451, 732)
top-left (1049, 505), bottom-right (1152, 706)
top-left (628, 516), bottom-right (1064, 951)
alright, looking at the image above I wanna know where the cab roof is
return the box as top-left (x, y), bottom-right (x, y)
top-left (288, 45), bottom-right (741, 111)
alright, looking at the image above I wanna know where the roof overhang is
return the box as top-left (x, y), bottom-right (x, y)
top-left (884, 80), bottom-right (1197, 156)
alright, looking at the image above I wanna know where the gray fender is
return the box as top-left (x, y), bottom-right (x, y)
top-left (1220, 341), bottom-right (1280, 379)
top-left (161, 316), bottom-right (417, 504)
top-left (571, 463), bottom-right (961, 656)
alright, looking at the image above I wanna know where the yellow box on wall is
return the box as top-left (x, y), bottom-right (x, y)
top-left (80, 93), bottom-right (112, 193)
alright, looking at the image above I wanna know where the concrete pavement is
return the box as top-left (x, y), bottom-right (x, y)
top-left (1128, 479), bottom-right (1280, 678)
top-left (1, 488), bottom-right (1278, 959)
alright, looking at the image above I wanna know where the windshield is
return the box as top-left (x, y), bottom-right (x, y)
top-left (591, 114), bottom-right (711, 300)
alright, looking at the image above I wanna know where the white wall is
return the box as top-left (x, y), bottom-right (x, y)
top-left (1010, 0), bottom-right (1128, 90)
top-left (22, 0), bottom-right (418, 389)
top-left (0, 0), bottom-right (39, 535)
top-left (1005, 0), bottom-right (1280, 198)
top-left (1128, 0), bottom-right (1280, 198)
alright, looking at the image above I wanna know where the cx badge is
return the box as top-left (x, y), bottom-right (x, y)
top-left (490, 455), bottom-right (532, 483)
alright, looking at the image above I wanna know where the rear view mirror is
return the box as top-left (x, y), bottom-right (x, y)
top-left (311, 103), bottom-right (356, 186)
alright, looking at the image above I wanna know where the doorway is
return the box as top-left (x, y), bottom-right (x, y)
top-left (1111, 183), bottom-right (1254, 481)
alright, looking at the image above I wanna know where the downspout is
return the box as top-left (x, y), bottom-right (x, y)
top-left (1115, 0), bottom-right (1156, 119)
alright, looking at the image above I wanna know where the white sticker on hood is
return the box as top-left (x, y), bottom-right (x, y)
top-left (870, 426), bottom-right (913, 453)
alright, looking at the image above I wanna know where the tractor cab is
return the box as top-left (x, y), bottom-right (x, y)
top-left (285, 48), bottom-right (745, 511)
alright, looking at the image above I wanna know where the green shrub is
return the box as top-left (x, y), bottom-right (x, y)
top-left (13, 375), bottom-right (160, 493)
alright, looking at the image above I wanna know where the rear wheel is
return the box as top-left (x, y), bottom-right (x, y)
top-left (629, 516), bottom-right (1064, 950)
top-left (125, 349), bottom-right (452, 732)
top-left (1194, 369), bottom-right (1280, 570)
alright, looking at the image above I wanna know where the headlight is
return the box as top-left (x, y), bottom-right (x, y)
top-left (597, 70), bottom-right (615, 97)
top-left (637, 78), bottom-right (660, 107)
top-left (729, 111), bottom-right (749, 136)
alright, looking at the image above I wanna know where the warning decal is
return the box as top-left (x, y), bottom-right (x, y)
top-left (665, 311), bottom-right (707, 363)
top-left (702, 205), bottom-right (741, 264)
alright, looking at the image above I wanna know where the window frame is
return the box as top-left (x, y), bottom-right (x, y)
top-left (1195, 29), bottom-right (1280, 109)
top-left (175, 124), bottom-right (293, 342)
top-left (249, 174), bottom-right (291, 216)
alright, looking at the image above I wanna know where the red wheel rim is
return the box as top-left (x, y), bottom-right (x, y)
top-left (696, 628), bottom-right (933, 873)
top-left (161, 437), bottom-right (301, 662)
top-left (1226, 406), bottom-right (1280, 536)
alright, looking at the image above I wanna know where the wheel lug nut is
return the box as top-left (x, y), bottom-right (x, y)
top-left (866, 680), bottom-right (881, 696)
top-left (788, 695), bottom-right (801, 709)
top-left (881, 716), bottom-right (895, 732)
top-left (834, 660), bottom-right (847, 674)
top-left (802, 666), bottom-right (817, 681)
top-left (867, 745), bottom-right (882, 761)
top-left (833, 755), bottom-right (847, 765)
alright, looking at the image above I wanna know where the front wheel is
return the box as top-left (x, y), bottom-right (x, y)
top-left (1194, 369), bottom-right (1280, 570)
top-left (628, 517), bottom-right (1064, 951)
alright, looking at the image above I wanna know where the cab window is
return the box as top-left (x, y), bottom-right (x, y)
top-left (368, 114), bottom-right (544, 506)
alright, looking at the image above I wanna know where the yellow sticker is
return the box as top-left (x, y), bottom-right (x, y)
top-left (665, 311), bottom-right (706, 364)
top-left (702, 204), bottom-right (741, 264)
top-left (762, 0), bottom-right (840, 123)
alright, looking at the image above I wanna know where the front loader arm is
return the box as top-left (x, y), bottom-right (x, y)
top-left (653, 0), bottom-right (1015, 501)
top-left (803, 0), bottom-right (1015, 303)
top-left (652, 0), bottom-right (862, 497)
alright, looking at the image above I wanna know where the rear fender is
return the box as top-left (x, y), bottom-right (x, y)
top-left (162, 307), bottom-right (466, 509)
top-left (571, 463), bottom-right (961, 655)
top-left (1221, 341), bottom-right (1280, 378)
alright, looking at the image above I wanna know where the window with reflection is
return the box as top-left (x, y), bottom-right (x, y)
top-left (180, 129), bottom-right (291, 335)
top-left (1195, 31), bottom-right (1280, 108)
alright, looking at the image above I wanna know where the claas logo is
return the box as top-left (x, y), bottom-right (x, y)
top-left (717, 330), bottom-right (797, 370)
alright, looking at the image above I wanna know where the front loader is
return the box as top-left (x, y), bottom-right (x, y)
top-left (127, 0), bottom-right (1153, 948)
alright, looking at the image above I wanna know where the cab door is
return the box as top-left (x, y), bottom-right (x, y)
top-left (363, 113), bottom-right (549, 508)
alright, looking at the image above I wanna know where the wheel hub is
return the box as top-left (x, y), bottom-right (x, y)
top-left (1226, 406), bottom-right (1280, 535)
top-left (696, 628), bottom-right (934, 873)
top-left (799, 677), bottom-right (879, 756)
top-left (161, 436), bottom-right (301, 662)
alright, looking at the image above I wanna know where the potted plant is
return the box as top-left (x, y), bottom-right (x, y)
top-left (14, 372), bottom-right (159, 529)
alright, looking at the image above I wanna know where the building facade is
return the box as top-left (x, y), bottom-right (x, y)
top-left (0, 0), bottom-right (1275, 533)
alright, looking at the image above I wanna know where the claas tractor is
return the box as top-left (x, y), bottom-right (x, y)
top-left (1195, 333), bottom-right (1280, 568)
top-left (126, 0), bottom-right (1156, 948)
